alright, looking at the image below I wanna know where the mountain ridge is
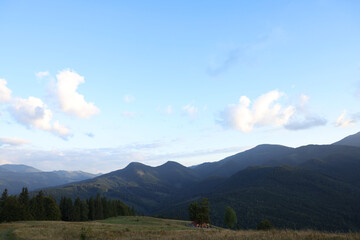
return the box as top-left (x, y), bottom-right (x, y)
top-left (0, 164), bottom-right (99, 194)
top-left (6, 132), bottom-right (360, 231)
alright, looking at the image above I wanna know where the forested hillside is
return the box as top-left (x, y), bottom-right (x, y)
top-left (34, 133), bottom-right (360, 231)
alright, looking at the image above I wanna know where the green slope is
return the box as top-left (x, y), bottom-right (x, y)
top-left (43, 161), bottom-right (199, 213)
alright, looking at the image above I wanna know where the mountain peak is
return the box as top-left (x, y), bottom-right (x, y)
top-left (159, 161), bottom-right (185, 168)
top-left (333, 131), bottom-right (360, 147)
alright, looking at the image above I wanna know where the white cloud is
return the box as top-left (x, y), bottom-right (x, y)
top-left (9, 97), bottom-right (53, 131)
top-left (52, 121), bottom-right (71, 139)
top-left (284, 94), bottom-right (327, 130)
top-left (8, 96), bottom-right (71, 139)
top-left (285, 116), bottom-right (327, 130)
top-left (36, 71), bottom-right (49, 79)
top-left (182, 104), bottom-right (199, 118)
top-left (55, 69), bottom-right (100, 119)
top-left (0, 79), bottom-right (12, 103)
top-left (335, 110), bottom-right (355, 128)
top-left (219, 90), bottom-right (295, 132)
top-left (0, 137), bottom-right (30, 146)
top-left (124, 94), bottom-right (135, 103)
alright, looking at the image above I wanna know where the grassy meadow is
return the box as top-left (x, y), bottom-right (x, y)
top-left (0, 216), bottom-right (360, 240)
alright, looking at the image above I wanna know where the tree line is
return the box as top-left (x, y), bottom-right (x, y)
top-left (59, 194), bottom-right (135, 221)
top-left (188, 198), bottom-right (210, 225)
top-left (0, 188), bottom-right (134, 223)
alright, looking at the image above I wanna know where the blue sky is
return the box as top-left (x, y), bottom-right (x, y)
top-left (0, 0), bottom-right (360, 173)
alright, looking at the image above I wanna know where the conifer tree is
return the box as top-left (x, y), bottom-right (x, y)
top-left (199, 198), bottom-right (210, 224)
top-left (94, 194), bottom-right (104, 220)
top-left (43, 196), bottom-right (61, 220)
top-left (188, 198), bottom-right (210, 224)
top-left (88, 197), bottom-right (95, 220)
top-left (19, 187), bottom-right (32, 220)
top-left (73, 197), bottom-right (82, 221)
top-left (60, 197), bottom-right (73, 221)
top-left (80, 200), bottom-right (89, 221)
top-left (1, 196), bottom-right (22, 222)
top-left (0, 189), bottom-right (8, 222)
top-left (30, 191), bottom-right (46, 220)
top-left (189, 202), bottom-right (200, 223)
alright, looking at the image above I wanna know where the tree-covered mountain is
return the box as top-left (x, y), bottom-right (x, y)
top-left (333, 131), bottom-right (360, 147)
top-left (37, 133), bottom-right (360, 231)
top-left (43, 161), bottom-right (198, 214)
top-left (163, 163), bottom-right (360, 231)
top-left (0, 164), bottom-right (99, 195)
top-left (191, 144), bottom-right (294, 178)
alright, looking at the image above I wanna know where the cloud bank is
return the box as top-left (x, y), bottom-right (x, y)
top-left (0, 76), bottom-right (71, 139)
top-left (8, 96), bottom-right (71, 139)
top-left (219, 91), bottom-right (327, 132)
top-left (284, 94), bottom-right (327, 130)
top-left (219, 90), bottom-right (295, 132)
top-left (55, 69), bottom-right (100, 119)
top-left (0, 137), bottom-right (30, 147)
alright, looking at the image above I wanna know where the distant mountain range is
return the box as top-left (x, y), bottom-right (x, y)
top-left (0, 164), bottom-right (100, 195)
top-left (8, 131), bottom-right (360, 231)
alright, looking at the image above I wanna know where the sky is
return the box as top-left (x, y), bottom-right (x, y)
top-left (0, 0), bottom-right (360, 173)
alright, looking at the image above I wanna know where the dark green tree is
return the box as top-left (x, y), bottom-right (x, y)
top-left (188, 202), bottom-right (200, 223)
top-left (30, 191), bottom-right (46, 220)
top-left (60, 197), bottom-right (73, 221)
top-left (1, 196), bottom-right (22, 222)
top-left (19, 187), bottom-right (32, 220)
top-left (94, 194), bottom-right (104, 220)
top-left (1, 189), bottom-right (8, 201)
top-left (79, 200), bottom-right (89, 221)
top-left (188, 198), bottom-right (210, 224)
top-left (257, 219), bottom-right (274, 231)
top-left (87, 197), bottom-right (95, 220)
top-left (224, 206), bottom-right (237, 229)
top-left (73, 197), bottom-right (82, 221)
top-left (43, 196), bottom-right (61, 220)
top-left (101, 197), bottom-right (110, 219)
top-left (0, 189), bottom-right (8, 222)
top-left (199, 198), bottom-right (210, 224)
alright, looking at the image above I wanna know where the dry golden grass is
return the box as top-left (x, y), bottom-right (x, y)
top-left (0, 216), bottom-right (359, 240)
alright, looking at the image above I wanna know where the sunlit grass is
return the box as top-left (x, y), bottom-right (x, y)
top-left (0, 216), bottom-right (359, 240)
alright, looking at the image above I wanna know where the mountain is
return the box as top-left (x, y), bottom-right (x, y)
top-left (0, 164), bottom-right (41, 173)
top-left (191, 144), bottom-right (294, 178)
top-left (39, 133), bottom-right (360, 231)
top-left (52, 170), bottom-right (102, 183)
top-left (163, 164), bottom-right (360, 231)
top-left (43, 161), bottom-right (199, 213)
top-left (0, 164), bottom-right (99, 195)
top-left (333, 131), bottom-right (360, 147)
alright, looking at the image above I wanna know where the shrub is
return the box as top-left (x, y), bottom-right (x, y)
top-left (257, 219), bottom-right (274, 230)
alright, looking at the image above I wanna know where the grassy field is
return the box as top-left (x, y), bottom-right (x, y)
top-left (0, 216), bottom-right (360, 240)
